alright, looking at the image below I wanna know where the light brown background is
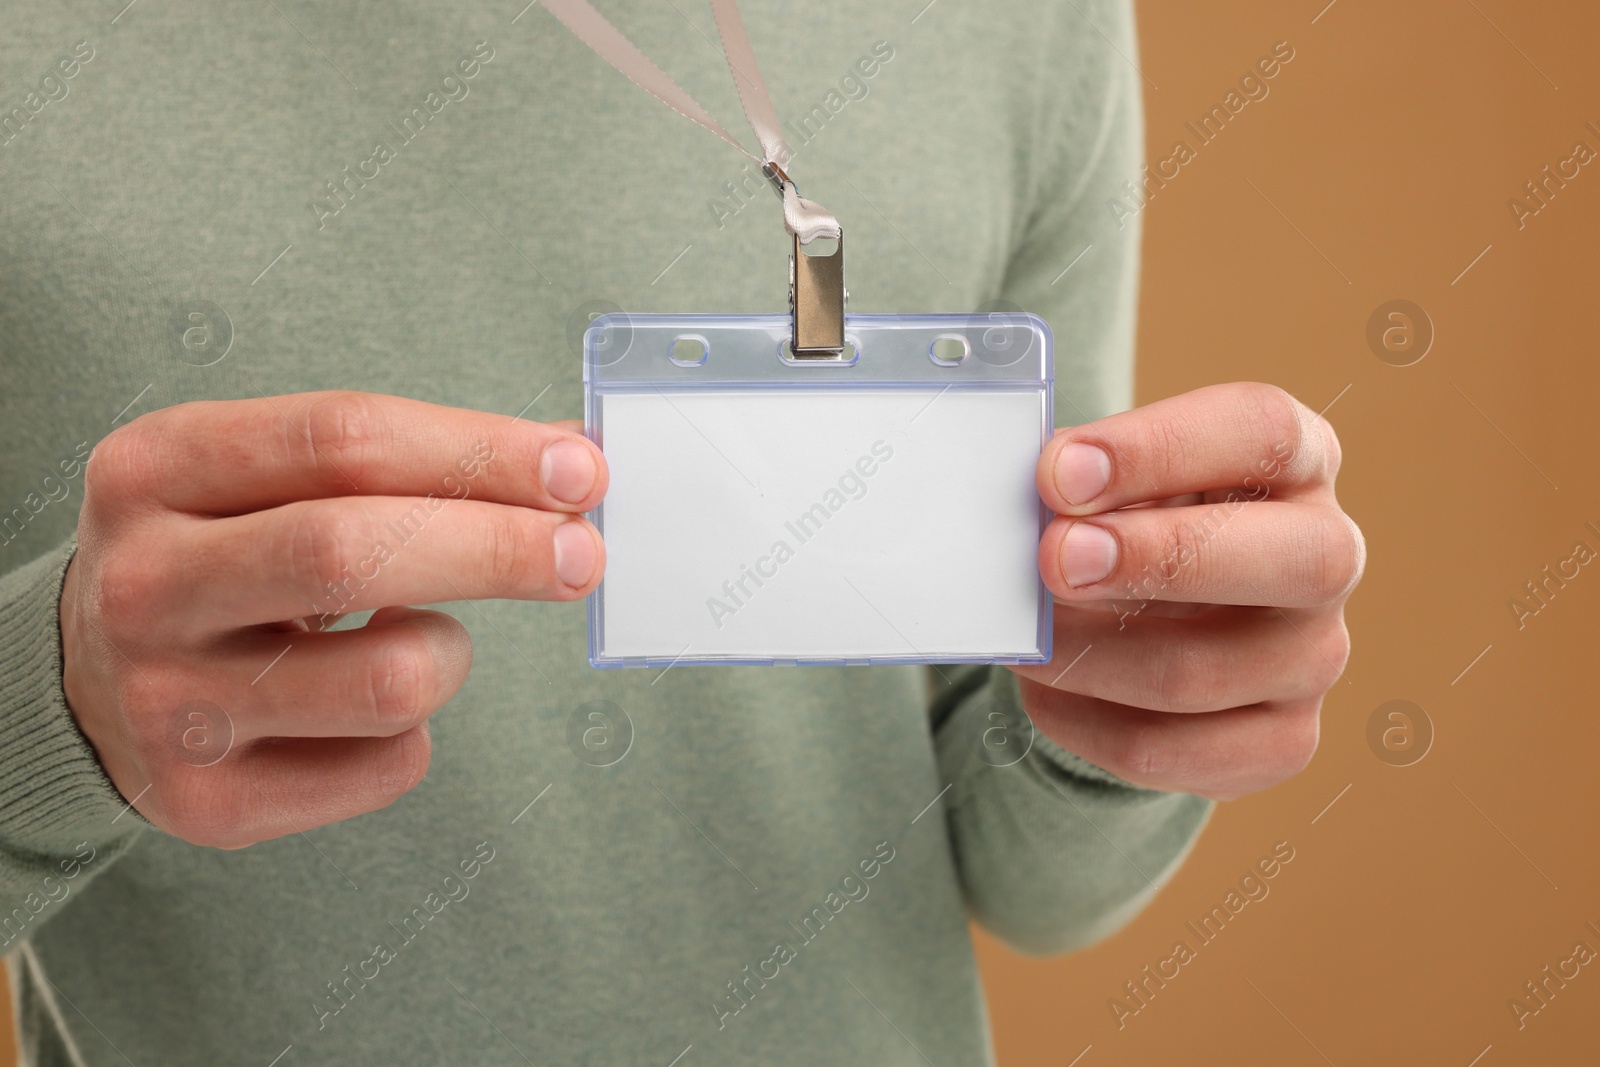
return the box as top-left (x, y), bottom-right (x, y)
top-left (5, 1), bottom-right (1597, 1063)
top-left (973, 1), bottom-right (1600, 1065)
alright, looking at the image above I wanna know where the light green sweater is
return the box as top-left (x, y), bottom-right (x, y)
top-left (0, 2), bottom-right (1209, 1063)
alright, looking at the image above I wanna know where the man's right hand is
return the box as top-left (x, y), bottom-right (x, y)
top-left (59, 391), bottom-right (607, 848)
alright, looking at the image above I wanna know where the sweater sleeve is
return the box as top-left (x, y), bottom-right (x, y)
top-left (930, 0), bottom-right (1211, 955)
top-left (931, 665), bottom-right (1210, 955)
top-left (0, 540), bottom-right (144, 953)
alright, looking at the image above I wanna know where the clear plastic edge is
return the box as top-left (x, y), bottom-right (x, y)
top-left (583, 313), bottom-right (1056, 669)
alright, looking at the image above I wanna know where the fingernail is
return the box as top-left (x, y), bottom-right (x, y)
top-left (1060, 522), bottom-right (1117, 587)
top-left (540, 439), bottom-right (597, 504)
top-left (1054, 442), bottom-right (1111, 506)
top-left (553, 521), bottom-right (598, 588)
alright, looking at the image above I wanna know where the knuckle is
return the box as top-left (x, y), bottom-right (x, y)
top-left (90, 546), bottom-right (167, 632)
top-left (1152, 637), bottom-right (1223, 712)
top-left (1305, 617), bottom-right (1352, 694)
top-left (1111, 722), bottom-right (1177, 782)
top-left (1339, 513), bottom-right (1367, 594)
top-left (1273, 707), bottom-right (1322, 778)
top-left (1241, 383), bottom-right (1311, 476)
top-left (301, 391), bottom-right (380, 488)
top-left (84, 423), bottom-right (160, 508)
top-left (1319, 418), bottom-right (1344, 481)
top-left (373, 727), bottom-right (433, 798)
top-left (156, 770), bottom-right (248, 848)
top-left (1143, 516), bottom-right (1208, 598)
top-left (287, 504), bottom-right (365, 595)
top-left (1313, 511), bottom-right (1366, 602)
top-left (481, 508), bottom-right (537, 594)
top-left (1144, 413), bottom-right (1192, 486)
top-left (1329, 618), bottom-right (1353, 670)
top-left (365, 635), bottom-right (434, 730)
top-left (1252, 381), bottom-right (1304, 436)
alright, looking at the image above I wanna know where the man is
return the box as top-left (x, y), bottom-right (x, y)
top-left (0, 1), bottom-right (1359, 1063)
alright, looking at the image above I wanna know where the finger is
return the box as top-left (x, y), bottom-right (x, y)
top-left (1010, 605), bottom-right (1349, 713)
top-left (1038, 382), bottom-right (1339, 515)
top-left (170, 496), bottom-right (603, 630)
top-left (1038, 500), bottom-right (1364, 608)
top-left (215, 607), bottom-right (472, 741)
top-left (1017, 678), bottom-right (1321, 799)
top-left (138, 727), bottom-right (433, 849)
top-left (99, 391), bottom-right (607, 516)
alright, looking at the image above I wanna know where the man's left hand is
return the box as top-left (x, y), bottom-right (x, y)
top-left (1012, 382), bottom-right (1364, 800)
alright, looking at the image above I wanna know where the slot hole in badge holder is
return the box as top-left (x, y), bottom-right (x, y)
top-left (929, 335), bottom-right (970, 366)
top-left (778, 334), bottom-right (861, 366)
top-left (669, 334), bottom-right (709, 367)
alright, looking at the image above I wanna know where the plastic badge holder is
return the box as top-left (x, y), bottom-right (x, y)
top-left (584, 313), bottom-right (1054, 668)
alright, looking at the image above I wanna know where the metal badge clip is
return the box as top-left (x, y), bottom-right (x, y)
top-left (761, 164), bottom-right (846, 359)
top-left (789, 231), bottom-right (847, 359)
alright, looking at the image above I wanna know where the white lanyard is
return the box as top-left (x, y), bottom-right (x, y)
top-left (540, 0), bottom-right (848, 357)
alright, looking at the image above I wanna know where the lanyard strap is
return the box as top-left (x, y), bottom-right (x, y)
top-left (539, 0), bottom-right (841, 245)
